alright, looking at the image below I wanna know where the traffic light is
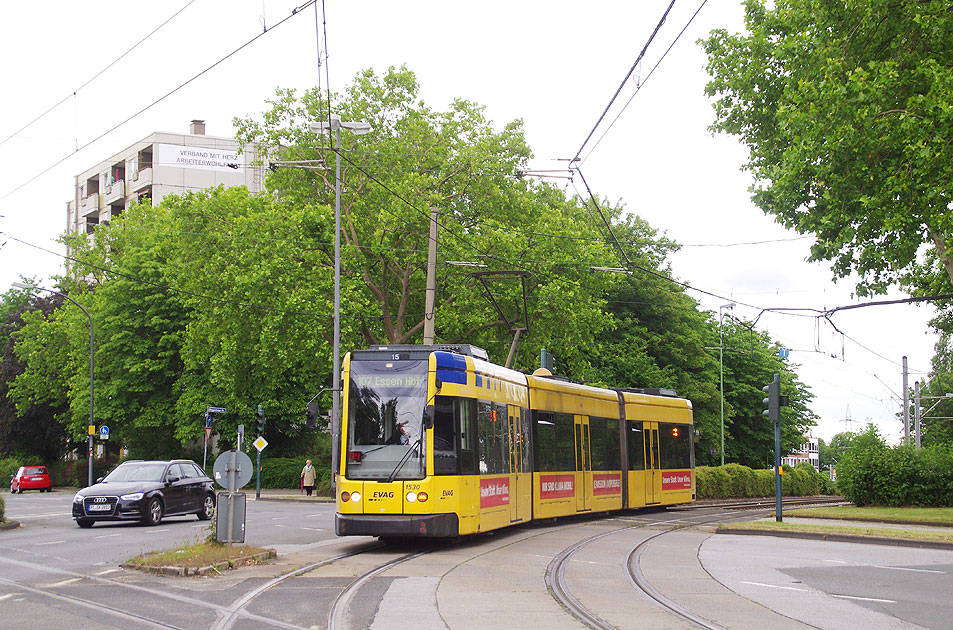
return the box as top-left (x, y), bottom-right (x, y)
top-left (762, 374), bottom-right (790, 423)
top-left (305, 401), bottom-right (318, 428)
top-left (255, 405), bottom-right (266, 435)
top-left (762, 377), bottom-right (779, 422)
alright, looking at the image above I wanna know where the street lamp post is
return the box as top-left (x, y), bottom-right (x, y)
top-left (13, 282), bottom-right (95, 486)
top-left (719, 302), bottom-right (735, 466)
top-left (309, 115), bottom-right (371, 492)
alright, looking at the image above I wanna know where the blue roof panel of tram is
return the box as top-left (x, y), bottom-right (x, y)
top-left (434, 351), bottom-right (468, 384)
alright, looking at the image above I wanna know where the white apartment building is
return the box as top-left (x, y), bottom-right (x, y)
top-left (66, 120), bottom-right (262, 235)
top-left (781, 436), bottom-right (820, 470)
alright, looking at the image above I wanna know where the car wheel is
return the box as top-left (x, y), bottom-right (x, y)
top-left (10, 486), bottom-right (17, 494)
top-left (143, 497), bottom-right (163, 526)
top-left (76, 518), bottom-right (94, 528)
top-left (197, 493), bottom-right (215, 520)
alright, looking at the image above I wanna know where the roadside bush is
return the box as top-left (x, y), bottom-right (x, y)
top-left (0, 493), bottom-right (5, 522)
top-left (257, 456), bottom-right (333, 491)
top-left (838, 444), bottom-right (953, 507)
top-left (697, 463), bottom-right (832, 499)
top-left (0, 457), bottom-right (22, 484)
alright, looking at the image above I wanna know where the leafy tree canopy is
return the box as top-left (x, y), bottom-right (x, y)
top-left (702, 0), bottom-right (953, 298)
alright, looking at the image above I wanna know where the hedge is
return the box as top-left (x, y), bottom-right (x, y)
top-left (837, 444), bottom-right (953, 507)
top-left (696, 463), bottom-right (834, 499)
top-left (0, 492), bottom-right (5, 523)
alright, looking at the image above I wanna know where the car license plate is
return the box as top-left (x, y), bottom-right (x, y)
top-left (88, 504), bottom-right (111, 512)
top-left (31, 477), bottom-right (44, 481)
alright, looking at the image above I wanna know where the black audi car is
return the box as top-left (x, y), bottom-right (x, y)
top-left (72, 459), bottom-right (215, 528)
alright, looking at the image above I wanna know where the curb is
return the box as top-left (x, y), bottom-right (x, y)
top-left (716, 526), bottom-right (953, 550)
top-left (120, 549), bottom-right (277, 577)
top-left (254, 496), bottom-right (333, 504)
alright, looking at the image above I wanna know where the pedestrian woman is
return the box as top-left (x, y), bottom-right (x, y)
top-left (301, 459), bottom-right (317, 497)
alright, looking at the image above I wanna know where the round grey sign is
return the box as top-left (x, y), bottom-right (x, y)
top-left (212, 449), bottom-right (254, 491)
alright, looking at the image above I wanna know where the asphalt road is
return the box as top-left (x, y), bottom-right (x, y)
top-left (3, 491), bottom-right (952, 629)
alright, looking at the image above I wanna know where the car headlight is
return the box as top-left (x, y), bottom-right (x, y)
top-left (73, 493), bottom-right (84, 503)
top-left (120, 492), bottom-right (144, 501)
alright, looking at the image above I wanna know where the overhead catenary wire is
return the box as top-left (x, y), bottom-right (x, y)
top-left (0, 0), bottom-right (318, 203)
top-left (0, 0), bottom-right (198, 149)
top-left (571, 0), bottom-right (678, 163)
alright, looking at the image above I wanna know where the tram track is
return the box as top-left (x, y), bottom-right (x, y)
top-left (546, 497), bottom-right (837, 630)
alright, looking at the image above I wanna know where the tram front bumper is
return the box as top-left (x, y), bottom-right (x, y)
top-left (336, 513), bottom-right (459, 538)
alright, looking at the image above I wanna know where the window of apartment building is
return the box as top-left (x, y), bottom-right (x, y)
top-left (85, 176), bottom-right (99, 198)
top-left (138, 146), bottom-right (153, 170)
top-left (109, 161), bottom-right (125, 185)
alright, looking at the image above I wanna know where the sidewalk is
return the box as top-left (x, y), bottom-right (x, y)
top-left (248, 488), bottom-right (334, 503)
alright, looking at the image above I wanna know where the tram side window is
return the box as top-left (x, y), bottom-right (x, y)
top-left (533, 411), bottom-right (557, 472)
top-left (433, 396), bottom-right (457, 475)
top-left (521, 408), bottom-right (532, 472)
top-left (628, 422), bottom-right (645, 470)
top-left (458, 398), bottom-right (477, 474)
top-left (478, 400), bottom-right (505, 474)
top-left (555, 412), bottom-right (575, 471)
top-left (590, 417), bottom-right (607, 470)
top-left (606, 418), bottom-right (620, 470)
top-left (659, 423), bottom-right (692, 469)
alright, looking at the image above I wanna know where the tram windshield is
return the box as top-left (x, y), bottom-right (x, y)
top-left (345, 359), bottom-right (428, 480)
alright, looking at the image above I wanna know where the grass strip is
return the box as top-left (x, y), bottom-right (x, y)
top-left (784, 505), bottom-right (953, 525)
top-left (125, 541), bottom-right (274, 569)
top-left (720, 520), bottom-right (953, 544)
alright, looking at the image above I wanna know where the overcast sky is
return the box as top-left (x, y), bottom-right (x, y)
top-left (0, 1), bottom-right (937, 445)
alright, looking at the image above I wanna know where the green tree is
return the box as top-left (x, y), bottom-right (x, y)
top-left (718, 320), bottom-right (816, 468)
top-left (915, 335), bottom-right (953, 447)
top-left (702, 0), bottom-right (953, 298)
top-left (234, 66), bottom-right (623, 376)
top-left (0, 284), bottom-right (70, 459)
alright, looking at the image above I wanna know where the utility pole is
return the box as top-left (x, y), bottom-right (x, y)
top-left (902, 356), bottom-right (909, 445)
top-left (423, 205), bottom-right (438, 344)
top-left (914, 380), bottom-right (922, 448)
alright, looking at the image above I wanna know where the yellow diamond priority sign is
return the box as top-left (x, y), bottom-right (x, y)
top-left (252, 436), bottom-right (268, 452)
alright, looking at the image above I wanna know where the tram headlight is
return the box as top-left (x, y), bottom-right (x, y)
top-left (349, 491), bottom-right (361, 503)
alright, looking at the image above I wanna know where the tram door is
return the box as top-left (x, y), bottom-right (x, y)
top-left (575, 415), bottom-right (592, 512)
top-left (644, 422), bottom-right (661, 504)
top-left (508, 405), bottom-right (521, 522)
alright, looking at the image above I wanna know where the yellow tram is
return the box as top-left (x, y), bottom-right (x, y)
top-left (335, 345), bottom-right (694, 538)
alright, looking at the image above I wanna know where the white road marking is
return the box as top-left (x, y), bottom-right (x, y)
top-left (94, 569), bottom-right (121, 576)
top-left (271, 517), bottom-right (290, 521)
top-left (823, 559), bottom-right (848, 564)
top-left (94, 533), bottom-right (121, 539)
top-left (0, 593), bottom-right (18, 601)
top-left (833, 594), bottom-right (897, 604)
top-left (299, 527), bottom-right (325, 531)
top-left (739, 580), bottom-right (808, 592)
top-left (871, 565), bottom-right (945, 574)
top-left (35, 541), bottom-right (66, 546)
top-left (145, 528), bottom-right (170, 533)
top-left (46, 578), bottom-right (82, 587)
top-left (275, 524), bottom-right (287, 528)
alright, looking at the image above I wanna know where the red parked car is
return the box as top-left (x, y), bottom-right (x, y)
top-left (10, 466), bottom-right (52, 493)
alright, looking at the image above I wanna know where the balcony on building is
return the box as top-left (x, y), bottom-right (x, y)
top-left (131, 146), bottom-right (154, 190)
top-left (103, 160), bottom-right (126, 205)
top-left (79, 175), bottom-right (101, 217)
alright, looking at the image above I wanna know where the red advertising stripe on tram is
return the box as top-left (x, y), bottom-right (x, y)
top-left (661, 470), bottom-right (692, 491)
top-left (539, 474), bottom-right (575, 499)
top-left (480, 477), bottom-right (510, 508)
top-left (592, 473), bottom-right (621, 496)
